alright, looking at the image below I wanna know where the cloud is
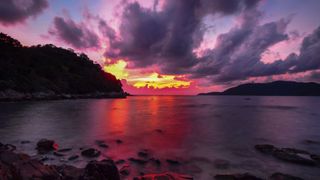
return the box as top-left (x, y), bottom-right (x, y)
top-left (49, 16), bottom-right (100, 49)
top-left (192, 8), bottom-right (320, 84)
top-left (0, 0), bottom-right (48, 25)
top-left (104, 0), bottom-right (261, 74)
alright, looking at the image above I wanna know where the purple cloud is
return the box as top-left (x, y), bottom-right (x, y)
top-left (0, 0), bottom-right (48, 25)
top-left (49, 16), bottom-right (100, 49)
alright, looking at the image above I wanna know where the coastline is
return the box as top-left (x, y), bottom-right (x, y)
top-left (0, 90), bottom-right (127, 102)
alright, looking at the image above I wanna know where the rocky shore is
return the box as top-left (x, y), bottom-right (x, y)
top-left (0, 90), bottom-right (127, 101)
top-left (1, 139), bottom-right (318, 179)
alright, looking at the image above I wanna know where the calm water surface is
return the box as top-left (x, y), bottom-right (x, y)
top-left (1, 96), bottom-right (320, 179)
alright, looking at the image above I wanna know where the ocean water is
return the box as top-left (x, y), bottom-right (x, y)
top-left (0, 96), bottom-right (320, 179)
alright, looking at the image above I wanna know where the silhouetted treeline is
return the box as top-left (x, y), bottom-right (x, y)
top-left (0, 33), bottom-right (123, 96)
top-left (198, 81), bottom-right (320, 96)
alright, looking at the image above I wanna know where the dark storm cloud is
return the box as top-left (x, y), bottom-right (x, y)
top-left (0, 0), bottom-right (48, 25)
top-left (49, 17), bottom-right (100, 49)
top-left (104, 0), bottom-right (261, 73)
top-left (192, 9), bottom-right (320, 83)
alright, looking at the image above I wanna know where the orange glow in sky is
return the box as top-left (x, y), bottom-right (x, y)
top-left (103, 60), bottom-right (191, 90)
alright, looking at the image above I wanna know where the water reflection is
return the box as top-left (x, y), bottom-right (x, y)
top-left (0, 96), bottom-right (320, 179)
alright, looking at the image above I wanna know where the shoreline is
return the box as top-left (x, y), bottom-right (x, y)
top-left (1, 139), bottom-right (317, 179)
top-left (0, 90), bottom-right (127, 102)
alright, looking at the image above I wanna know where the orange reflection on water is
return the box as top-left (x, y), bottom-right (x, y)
top-left (107, 99), bottom-right (129, 134)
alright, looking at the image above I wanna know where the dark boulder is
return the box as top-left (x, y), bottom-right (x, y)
top-left (137, 150), bottom-right (149, 158)
top-left (214, 173), bottom-right (263, 180)
top-left (128, 158), bottom-right (148, 165)
top-left (273, 149), bottom-right (316, 166)
top-left (68, 155), bottom-right (80, 161)
top-left (166, 159), bottom-right (180, 165)
top-left (36, 139), bottom-right (57, 154)
top-left (81, 148), bottom-right (101, 158)
top-left (82, 159), bottom-right (120, 180)
top-left (269, 172), bottom-right (303, 180)
top-left (57, 148), bottom-right (72, 152)
top-left (255, 144), bottom-right (277, 154)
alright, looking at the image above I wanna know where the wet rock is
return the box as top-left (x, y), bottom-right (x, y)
top-left (166, 159), bottom-right (180, 165)
top-left (273, 149), bottom-right (316, 166)
top-left (0, 150), bottom-right (60, 179)
top-left (214, 173), bottom-right (263, 180)
top-left (53, 152), bottom-right (64, 157)
top-left (68, 155), bottom-right (79, 161)
top-left (310, 154), bottom-right (320, 162)
top-left (3, 144), bottom-right (16, 152)
top-left (281, 148), bottom-right (309, 155)
top-left (36, 139), bottom-right (57, 154)
top-left (55, 165), bottom-right (83, 179)
top-left (116, 139), bottom-right (123, 144)
top-left (303, 139), bottom-right (320, 145)
top-left (149, 158), bottom-right (161, 166)
top-left (213, 159), bottom-right (230, 169)
top-left (120, 165), bottom-right (130, 176)
top-left (57, 148), bottom-right (72, 152)
top-left (128, 158), bottom-right (148, 165)
top-left (96, 140), bottom-right (109, 148)
top-left (83, 159), bottom-right (120, 180)
top-left (138, 149), bottom-right (149, 158)
top-left (269, 172), bottom-right (303, 180)
top-left (255, 144), bottom-right (277, 154)
top-left (81, 148), bottom-right (101, 158)
top-left (115, 159), bottom-right (126, 164)
top-left (134, 172), bottom-right (193, 180)
top-left (20, 140), bottom-right (31, 144)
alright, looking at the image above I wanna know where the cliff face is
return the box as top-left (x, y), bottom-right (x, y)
top-left (0, 33), bottom-right (125, 100)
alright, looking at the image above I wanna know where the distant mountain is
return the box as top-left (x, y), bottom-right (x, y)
top-left (198, 81), bottom-right (320, 96)
top-left (0, 33), bottom-right (125, 100)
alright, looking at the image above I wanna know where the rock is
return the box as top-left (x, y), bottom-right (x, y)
top-left (281, 148), bottom-right (309, 155)
top-left (166, 159), bottom-right (180, 165)
top-left (3, 144), bottom-right (16, 151)
top-left (53, 152), bottom-right (64, 157)
top-left (115, 159), bottom-right (126, 164)
top-left (96, 140), bottom-right (109, 148)
top-left (213, 159), bottom-right (230, 169)
top-left (120, 165), bottom-right (130, 176)
top-left (310, 154), bottom-right (320, 162)
top-left (138, 150), bottom-right (149, 158)
top-left (128, 158), bottom-right (148, 165)
top-left (255, 144), bottom-right (277, 154)
top-left (81, 148), bottom-right (101, 158)
top-left (273, 149), bottom-right (316, 166)
top-left (149, 158), bottom-right (161, 166)
top-left (134, 172), bottom-right (193, 180)
top-left (83, 159), bottom-right (120, 180)
top-left (57, 148), bottom-right (72, 152)
top-left (0, 149), bottom-right (60, 179)
top-left (36, 139), bottom-right (57, 154)
top-left (55, 165), bottom-right (83, 179)
top-left (214, 173), bottom-right (263, 180)
top-left (20, 140), bottom-right (31, 144)
top-left (269, 172), bottom-right (304, 180)
top-left (68, 155), bottom-right (79, 161)
top-left (99, 143), bottom-right (109, 148)
top-left (116, 139), bottom-right (123, 144)
top-left (303, 140), bottom-right (320, 145)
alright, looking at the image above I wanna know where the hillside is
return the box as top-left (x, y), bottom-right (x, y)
top-left (198, 81), bottom-right (320, 96)
top-left (0, 33), bottom-right (125, 100)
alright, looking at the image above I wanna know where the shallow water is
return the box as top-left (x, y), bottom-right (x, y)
top-left (1, 96), bottom-right (320, 179)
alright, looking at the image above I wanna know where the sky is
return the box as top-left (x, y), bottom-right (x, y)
top-left (0, 0), bottom-right (320, 95)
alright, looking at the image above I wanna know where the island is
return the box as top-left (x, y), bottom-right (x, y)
top-left (198, 81), bottom-right (320, 96)
top-left (0, 33), bottom-right (125, 101)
